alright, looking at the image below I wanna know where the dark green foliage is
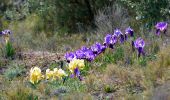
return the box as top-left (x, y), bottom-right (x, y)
top-left (5, 42), bottom-right (15, 59)
top-left (0, 0), bottom-right (12, 16)
top-left (0, 0), bottom-right (29, 21)
top-left (1, 0), bottom-right (115, 33)
top-left (57, 0), bottom-right (116, 32)
top-left (0, 0), bottom-right (12, 30)
top-left (119, 0), bottom-right (170, 29)
top-left (1, 0), bottom-right (169, 33)
top-left (28, 0), bottom-right (114, 33)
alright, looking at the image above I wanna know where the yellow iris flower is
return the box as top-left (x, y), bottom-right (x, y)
top-left (53, 68), bottom-right (67, 79)
top-left (57, 68), bottom-right (68, 79)
top-left (45, 69), bottom-right (54, 80)
top-left (29, 67), bottom-right (43, 84)
top-left (53, 68), bottom-right (58, 79)
top-left (68, 59), bottom-right (85, 73)
top-left (45, 68), bottom-right (67, 80)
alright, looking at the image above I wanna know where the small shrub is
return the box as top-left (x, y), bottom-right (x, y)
top-left (4, 64), bottom-right (26, 80)
top-left (104, 84), bottom-right (117, 93)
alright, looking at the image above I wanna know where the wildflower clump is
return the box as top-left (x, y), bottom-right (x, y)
top-left (29, 67), bottom-right (67, 84)
top-left (28, 21), bottom-right (168, 85)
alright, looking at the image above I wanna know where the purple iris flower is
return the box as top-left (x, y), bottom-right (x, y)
top-left (114, 29), bottom-right (124, 43)
top-left (114, 29), bottom-right (122, 37)
top-left (97, 43), bottom-right (106, 53)
top-left (91, 42), bottom-right (106, 55)
top-left (84, 49), bottom-right (96, 61)
top-left (75, 50), bottom-right (86, 59)
top-left (134, 37), bottom-right (145, 57)
top-left (109, 35), bottom-right (117, 49)
top-left (155, 22), bottom-right (168, 35)
top-left (134, 38), bottom-right (145, 48)
top-left (64, 52), bottom-right (76, 62)
top-left (103, 34), bottom-right (112, 46)
top-left (111, 35), bottom-right (117, 44)
top-left (125, 27), bottom-right (134, 40)
top-left (70, 67), bottom-right (82, 81)
top-left (2, 29), bottom-right (12, 35)
top-left (91, 43), bottom-right (100, 54)
top-left (103, 34), bottom-right (118, 49)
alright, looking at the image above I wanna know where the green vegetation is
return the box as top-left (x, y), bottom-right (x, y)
top-left (5, 42), bottom-right (15, 59)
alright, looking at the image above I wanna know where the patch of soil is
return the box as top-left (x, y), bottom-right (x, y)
top-left (20, 51), bottom-right (64, 68)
